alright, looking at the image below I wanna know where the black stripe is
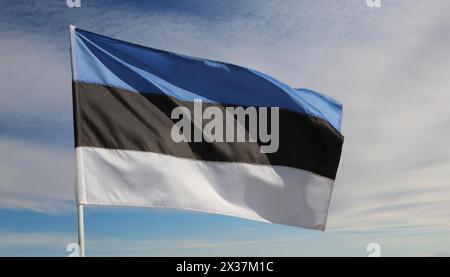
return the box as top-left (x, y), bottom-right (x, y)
top-left (73, 82), bottom-right (343, 179)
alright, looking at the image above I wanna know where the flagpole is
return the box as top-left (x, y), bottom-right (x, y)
top-left (77, 204), bottom-right (85, 257)
top-left (70, 25), bottom-right (85, 257)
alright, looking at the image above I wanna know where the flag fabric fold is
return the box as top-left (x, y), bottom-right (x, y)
top-left (70, 26), bottom-right (344, 230)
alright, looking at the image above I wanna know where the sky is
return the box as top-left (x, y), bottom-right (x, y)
top-left (1, 0), bottom-right (450, 256)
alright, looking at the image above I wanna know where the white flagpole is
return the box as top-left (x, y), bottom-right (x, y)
top-left (77, 204), bottom-right (85, 257)
top-left (70, 25), bottom-right (85, 257)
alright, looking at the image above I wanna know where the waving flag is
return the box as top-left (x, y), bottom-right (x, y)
top-left (70, 26), bottom-right (343, 230)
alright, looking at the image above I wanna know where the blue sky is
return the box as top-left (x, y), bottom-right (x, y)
top-left (1, 0), bottom-right (450, 256)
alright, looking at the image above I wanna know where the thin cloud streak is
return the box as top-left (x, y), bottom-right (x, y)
top-left (0, 0), bottom-right (449, 239)
top-left (0, 137), bottom-right (74, 213)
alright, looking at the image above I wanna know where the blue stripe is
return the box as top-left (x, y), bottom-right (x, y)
top-left (72, 28), bottom-right (343, 132)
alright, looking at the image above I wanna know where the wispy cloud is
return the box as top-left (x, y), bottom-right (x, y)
top-left (0, 137), bottom-right (74, 212)
top-left (0, 231), bottom-right (74, 257)
top-left (0, 36), bottom-right (72, 146)
top-left (2, 227), bottom-right (449, 257)
top-left (0, 0), bottom-right (449, 246)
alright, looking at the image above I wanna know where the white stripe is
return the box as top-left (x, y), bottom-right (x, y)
top-left (76, 147), bottom-right (334, 230)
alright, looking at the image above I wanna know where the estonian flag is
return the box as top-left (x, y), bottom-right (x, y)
top-left (70, 26), bottom-right (344, 230)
